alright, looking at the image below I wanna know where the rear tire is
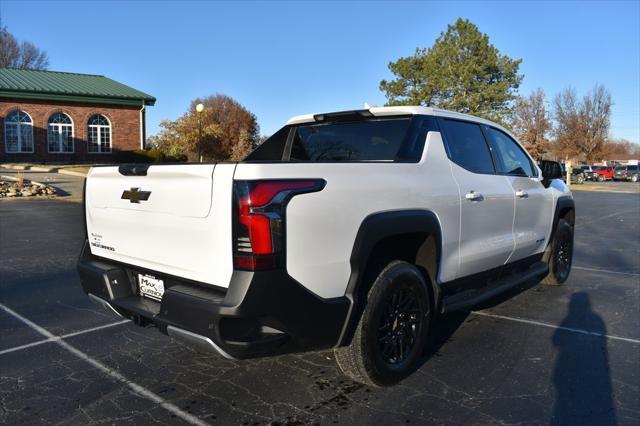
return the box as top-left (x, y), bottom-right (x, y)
top-left (334, 261), bottom-right (431, 387)
top-left (632, 174), bottom-right (638, 183)
top-left (597, 175), bottom-right (605, 182)
top-left (542, 219), bottom-right (573, 286)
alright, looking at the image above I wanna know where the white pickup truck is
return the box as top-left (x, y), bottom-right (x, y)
top-left (78, 106), bottom-right (574, 386)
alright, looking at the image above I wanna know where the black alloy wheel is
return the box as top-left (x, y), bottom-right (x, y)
top-left (555, 228), bottom-right (573, 282)
top-left (377, 284), bottom-right (423, 365)
top-left (542, 218), bottom-right (573, 286)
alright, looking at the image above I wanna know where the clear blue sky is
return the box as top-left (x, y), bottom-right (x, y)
top-left (2, 1), bottom-right (639, 142)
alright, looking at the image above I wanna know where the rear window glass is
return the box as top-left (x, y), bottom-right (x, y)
top-left (289, 118), bottom-right (412, 161)
top-left (627, 165), bottom-right (638, 171)
top-left (244, 126), bottom-right (289, 161)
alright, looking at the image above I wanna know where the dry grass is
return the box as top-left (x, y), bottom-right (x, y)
top-left (16, 171), bottom-right (24, 189)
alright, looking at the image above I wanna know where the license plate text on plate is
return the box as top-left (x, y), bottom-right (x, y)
top-left (138, 274), bottom-right (165, 301)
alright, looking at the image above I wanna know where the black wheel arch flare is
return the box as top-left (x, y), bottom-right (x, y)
top-left (337, 210), bottom-right (443, 347)
top-left (543, 195), bottom-right (575, 262)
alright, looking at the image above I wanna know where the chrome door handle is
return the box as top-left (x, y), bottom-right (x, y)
top-left (465, 191), bottom-right (483, 201)
top-left (516, 190), bottom-right (528, 198)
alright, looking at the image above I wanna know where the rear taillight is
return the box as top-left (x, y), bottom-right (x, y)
top-left (233, 179), bottom-right (325, 270)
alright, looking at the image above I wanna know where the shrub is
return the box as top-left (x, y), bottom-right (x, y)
top-left (114, 149), bottom-right (186, 164)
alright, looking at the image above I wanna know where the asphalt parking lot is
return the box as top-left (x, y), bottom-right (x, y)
top-left (1, 189), bottom-right (638, 425)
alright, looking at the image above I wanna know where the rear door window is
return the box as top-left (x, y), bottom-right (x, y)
top-left (440, 119), bottom-right (495, 174)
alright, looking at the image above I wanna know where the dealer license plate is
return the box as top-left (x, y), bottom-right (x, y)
top-left (138, 274), bottom-right (165, 301)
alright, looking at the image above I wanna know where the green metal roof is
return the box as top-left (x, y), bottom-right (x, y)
top-left (0, 68), bottom-right (156, 106)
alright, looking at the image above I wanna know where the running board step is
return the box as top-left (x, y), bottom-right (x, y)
top-left (441, 261), bottom-right (549, 313)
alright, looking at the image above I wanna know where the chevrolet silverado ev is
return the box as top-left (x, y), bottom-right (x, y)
top-left (78, 106), bottom-right (574, 386)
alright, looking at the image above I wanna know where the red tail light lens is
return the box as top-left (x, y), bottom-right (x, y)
top-left (233, 179), bottom-right (325, 270)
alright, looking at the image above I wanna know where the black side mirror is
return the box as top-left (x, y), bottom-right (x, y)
top-left (539, 160), bottom-right (563, 186)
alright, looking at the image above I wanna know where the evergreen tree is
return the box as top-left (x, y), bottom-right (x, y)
top-left (380, 18), bottom-right (523, 123)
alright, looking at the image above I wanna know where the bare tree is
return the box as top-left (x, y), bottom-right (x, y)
top-left (510, 88), bottom-right (551, 159)
top-left (605, 138), bottom-right (640, 157)
top-left (553, 85), bottom-right (612, 162)
top-left (0, 27), bottom-right (49, 69)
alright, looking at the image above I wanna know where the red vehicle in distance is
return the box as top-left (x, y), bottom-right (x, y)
top-left (594, 165), bottom-right (616, 182)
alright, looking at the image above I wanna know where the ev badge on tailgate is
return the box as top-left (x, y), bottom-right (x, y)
top-left (121, 188), bottom-right (151, 204)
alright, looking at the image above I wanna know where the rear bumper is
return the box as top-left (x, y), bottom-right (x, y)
top-left (77, 241), bottom-right (350, 359)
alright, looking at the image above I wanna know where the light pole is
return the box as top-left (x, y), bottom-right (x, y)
top-left (195, 103), bottom-right (204, 163)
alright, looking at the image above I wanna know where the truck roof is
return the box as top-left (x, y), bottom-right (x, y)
top-left (286, 106), bottom-right (498, 127)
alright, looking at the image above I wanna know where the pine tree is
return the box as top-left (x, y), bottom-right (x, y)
top-left (380, 18), bottom-right (523, 124)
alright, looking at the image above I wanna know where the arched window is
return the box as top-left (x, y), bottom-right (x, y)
top-left (87, 114), bottom-right (111, 153)
top-left (48, 113), bottom-right (74, 153)
top-left (4, 110), bottom-right (33, 153)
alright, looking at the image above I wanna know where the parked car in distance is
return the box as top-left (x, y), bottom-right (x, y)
top-left (571, 168), bottom-right (585, 184)
top-left (77, 106), bottom-right (574, 387)
top-left (559, 164), bottom-right (585, 184)
top-left (594, 165), bottom-right (616, 182)
top-left (614, 165), bottom-right (640, 182)
top-left (580, 165), bottom-right (598, 181)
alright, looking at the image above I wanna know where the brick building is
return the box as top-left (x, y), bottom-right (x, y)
top-left (0, 68), bottom-right (155, 163)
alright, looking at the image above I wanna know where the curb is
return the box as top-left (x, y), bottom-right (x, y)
top-left (1, 164), bottom-right (28, 171)
top-left (1, 175), bottom-right (48, 187)
top-left (59, 169), bottom-right (88, 177)
top-left (30, 166), bottom-right (60, 172)
top-left (1, 163), bottom-right (88, 177)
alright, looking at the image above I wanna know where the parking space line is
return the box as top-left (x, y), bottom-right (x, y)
top-left (575, 207), bottom-right (640, 228)
top-left (472, 311), bottom-right (640, 344)
top-left (0, 320), bottom-right (130, 356)
top-left (573, 265), bottom-right (640, 277)
top-left (0, 302), bottom-right (209, 426)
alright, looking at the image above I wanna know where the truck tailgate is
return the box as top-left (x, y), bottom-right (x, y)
top-left (85, 164), bottom-right (236, 287)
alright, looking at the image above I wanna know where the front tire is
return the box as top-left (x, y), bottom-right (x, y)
top-left (542, 219), bottom-right (573, 286)
top-left (597, 175), bottom-right (605, 182)
top-left (334, 261), bottom-right (431, 387)
top-left (632, 174), bottom-right (638, 183)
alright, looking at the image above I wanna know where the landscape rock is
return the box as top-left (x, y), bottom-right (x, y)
top-left (0, 179), bottom-right (58, 199)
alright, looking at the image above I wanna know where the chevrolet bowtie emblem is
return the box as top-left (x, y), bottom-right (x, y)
top-left (121, 188), bottom-right (151, 203)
